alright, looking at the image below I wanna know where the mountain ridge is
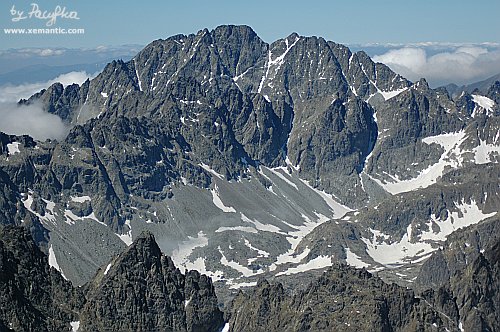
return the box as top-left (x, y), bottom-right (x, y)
top-left (0, 25), bottom-right (498, 319)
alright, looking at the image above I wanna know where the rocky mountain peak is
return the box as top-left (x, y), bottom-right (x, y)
top-left (0, 26), bottom-right (499, 331)
top-left (81, 228), bottom-right (224, 332)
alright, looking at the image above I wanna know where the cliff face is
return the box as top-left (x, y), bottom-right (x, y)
top-left (0, 226), bottom-right (82, 332)
top-left (0, 227), bottom-right (223, 332)
top-left (416, 216), bottom-right (500, 332)
top-left (80, 232), bottom-right (224, 332)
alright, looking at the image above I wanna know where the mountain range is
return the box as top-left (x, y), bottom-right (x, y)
top-left (0, 25), bottom-right (499, 331)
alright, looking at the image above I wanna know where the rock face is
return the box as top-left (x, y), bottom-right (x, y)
top-left (80, 231), bottom-right (224, 332)
top-left (0, 226), bottom-right (82, 332)
top-left (18, 25), bottom-right (410, 207)
top-left (228, 265), bottom-right (454, 332)
top-left (0, 226), bottom-right (224, 332)
top-left (416, 216), bottom-right (500, 332)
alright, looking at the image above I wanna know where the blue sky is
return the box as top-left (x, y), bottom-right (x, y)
top-left (1, 0), bottom-right (500, 49)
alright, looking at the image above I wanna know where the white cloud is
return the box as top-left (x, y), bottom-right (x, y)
top-left (0, 71), bottom-right (96, 140)
top-left (0, 71), bottom-right (96, 103)
top-left (38, 48), bottom-right (65, 57)
top-left (373, 46), bottom-right (500, 87)
top-left (0, 102), bottom-right (68, 141)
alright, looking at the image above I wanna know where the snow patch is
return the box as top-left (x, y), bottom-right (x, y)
top-left (48, 245), bottom-right (68, 280)
top-left (269, 214), bottom-right (334, 272)
top-left (363, 225), bottom-right (435, 266)
top-left (379, 87), bottom-right (408, 101)
top-left (370, 131), bottom-right (467, 194)
top-left (471, 94), bottom-right (495, 117)
top-left (360, 200), bottom-right (493, 267)
top-left (473, 140), bottom-right (500, 164)
top-left (171, 231), bottom-right (209, 269)
top-left (244, 238), bottom-right (270, 257)
top-left (6, 142), bottom-right (20, 155)
top-left (211, 184), bottom-right (236, 213)
top-left (103, 262), bottom-right (112, 275)
top-left (70, 321), bottom-right (80, 332)
top-left (70, 195), bottom-right (91, 203)
top-left (229, 281), bottom-right (257, 290)
top-left (241, 213), bottom-right (283, 233)
top-left (134, 59), bottom-right (143, 92)
top-left (221, 323), bottom-right (230, 332)
top-left (258, 36), bottom-right (300, 93)
top-left (100, 92), bottom-right (108, 98)
top-left (421, 200), bottom-right (496, 241)
top-left (199, 163), bottom-right (225, 179)
top-left (215, 226), bottom-right (258, 234)
top-left (116, 220), bottom-right (133, 246)
top-left (298, 179), bottom-right (352, 218)
top-left (220, 248), bottom-right (264, 277)
top-left (22, 193), bottom-right (57, 224)
top-left (345, 247), bottom-right (369, 269)
top-left (64, 209), bottom-right (106, 227)
top-left (268, 167), bottom-right (298, 190)
top-left (275, 255), bottom-right (332, 276)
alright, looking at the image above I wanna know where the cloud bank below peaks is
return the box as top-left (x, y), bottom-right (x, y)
top-left (372, 45), bottom-right (500, 87)
top-left (0, 71), bottom-right (96, 103)
top-left (0, 102), bottom-right (68, 141)
top-left (0, 71), bottom-right (95, 140)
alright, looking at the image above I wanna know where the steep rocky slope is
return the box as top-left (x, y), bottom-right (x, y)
top-left (228, 265), bottom-right (455, 332)
top-left (0, 227), bottom-right (224, 332)
top-left (80, 231), bottom-right (223, 332)
top-left (0, 226), bottom-right (83, 331)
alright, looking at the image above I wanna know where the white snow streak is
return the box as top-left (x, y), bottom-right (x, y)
top-left (48, 245), bottom-right (68, 280)
top-left (471, 94), bottom-right (495, 117)
top-left (345, 248), bottom-right (369, 269)
top-left (103, 262), bottom-right (112, 275)
top-left (199, 163), bottom-right (224, 179)
top-left (258, 36), bottom-right (300, 93)
top-left (371, 131), bottom-right (467, 194)
top-left (70, 195), bottom-right (91, 203)
top-left (6, 142), bottom-right (20, 155)
top-left (134, 59), bottom-right (143, 92)
top-left (211, 184), bottom-right (236, 213)
top-left (275, 255), bottom-right (332, 276)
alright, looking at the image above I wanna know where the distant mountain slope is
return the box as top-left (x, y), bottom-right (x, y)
top-left (443, 72), bottom-right (500, 97)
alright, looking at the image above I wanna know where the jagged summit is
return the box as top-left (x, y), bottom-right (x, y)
top-left (82, 228), bottom-right (224, 332)
top-left (0, 225), bottom-right (224, 332)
